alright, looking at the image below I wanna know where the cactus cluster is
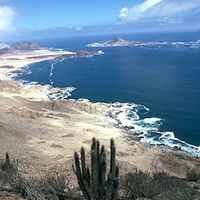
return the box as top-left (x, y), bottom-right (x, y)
top-left (73, 137), bottom-right (119, 200)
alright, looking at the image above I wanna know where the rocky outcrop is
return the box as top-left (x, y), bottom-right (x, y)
top-left (75, 50), bottom-right (103, 57)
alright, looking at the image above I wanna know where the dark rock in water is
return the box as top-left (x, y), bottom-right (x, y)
top-left (10, 41), bottom-right (41, 51)
top-left (76, 50), bottom-right (93, 57)
top-left (173, 146), bottom-right (182, 151)
top-left (76, 50), bottom-right (103, 57)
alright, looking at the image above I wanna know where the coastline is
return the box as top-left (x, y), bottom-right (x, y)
top-left (0, 48), bottom-right (199, 180)
top-left (0, 49), bottom-right (75, 80)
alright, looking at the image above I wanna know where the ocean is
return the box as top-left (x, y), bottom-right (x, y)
top-left (14, 32), bottom-right (200, 156)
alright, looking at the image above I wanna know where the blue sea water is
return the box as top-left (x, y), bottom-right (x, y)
top-left (14, 32), bottom-right (200, 156)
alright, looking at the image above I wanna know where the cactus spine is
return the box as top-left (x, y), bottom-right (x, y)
top-left (73, 138), bottom-right (119, 200)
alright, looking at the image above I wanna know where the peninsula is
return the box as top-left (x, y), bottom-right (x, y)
top-left (0, 41), bottom-right (103, 80)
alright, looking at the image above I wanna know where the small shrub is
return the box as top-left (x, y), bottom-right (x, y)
top-left (152, 187), bottom-right (193, 200)
top-left (120, 169), bottom-right (157, 200)
top-left (186, 169), bottom-right (200, 182)
top-left (39, 171), bottom-right (69, 199)
top-left (15, 171), bottom-right (81, 200)
top-left (120, 170), bottom-right (189, 200)
top-left (153, 171), bottom-right (186, 189)
top-left (13, 176), bottom-right (45, 200)
top-left (0, 154), bottom-right (81, 200)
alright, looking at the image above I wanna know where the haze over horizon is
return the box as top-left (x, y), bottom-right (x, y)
top-left (0, 0), bottom-right (200, 41)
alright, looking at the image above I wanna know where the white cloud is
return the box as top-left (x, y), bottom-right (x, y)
top-left (118, 7), bottom-right (129, 20)
top-left (118, 0), bottom-right (200, 23)
top-left (67, 25), bottom-right (82, 31)
top-left (118, 0), bottom-right (163, 22)
top-left (0, 6), bottom-right (16, 32)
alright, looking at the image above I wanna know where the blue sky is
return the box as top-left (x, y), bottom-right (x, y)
top-left (0, 0), bottom-right (200, 40)
top-left (11, 0), bottom-right (140, 29)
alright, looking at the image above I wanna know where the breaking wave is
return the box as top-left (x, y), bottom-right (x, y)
top-left (104, 102), bottom-right (200, 157)
top-left (49, 47), bottom-right (65, 52)
top-left (17, 81), bottom-right (76, 100)
top-left (48, 86), bottom-right (76, 100)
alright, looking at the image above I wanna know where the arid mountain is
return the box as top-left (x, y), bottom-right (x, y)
top-left (10, 41), bottom-right (41, 51)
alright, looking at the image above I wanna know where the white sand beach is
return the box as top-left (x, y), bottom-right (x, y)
top-left (0, 49), bottom-right (75, 80)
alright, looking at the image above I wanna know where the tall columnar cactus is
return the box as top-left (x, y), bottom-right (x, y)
top-left (73, 137), bottom-right (119, 200)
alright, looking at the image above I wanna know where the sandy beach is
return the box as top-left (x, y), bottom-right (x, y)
top-left (0, 49), bottom-right (75, 80)
top-left (0, 49), bottom-right (199, 183)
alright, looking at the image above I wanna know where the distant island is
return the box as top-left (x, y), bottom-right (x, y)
top-left (87, 36), bottom-right (148, 47)
top-left (87, 36), bottom-right (200, 49)
top-left (87, 36), bottom-right (171, 47)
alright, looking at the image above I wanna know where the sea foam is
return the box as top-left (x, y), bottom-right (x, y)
top-left (104, 102), bottom-right (200, 157)
top-left (49, 58), bottom-right (66, 85)
top-left (48, 86), bottom-right (76, 100)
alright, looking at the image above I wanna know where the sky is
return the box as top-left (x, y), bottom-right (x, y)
top-left (0, 0), bottom-right (200, 41)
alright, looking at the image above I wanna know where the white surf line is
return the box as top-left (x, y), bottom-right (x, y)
top-left (49, 58), bottom-right (65, 85)
top-left (105, 102), bottom-right (200, 157)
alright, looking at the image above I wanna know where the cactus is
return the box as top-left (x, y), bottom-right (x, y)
top-left (73, 137), bottom-right (119, 200)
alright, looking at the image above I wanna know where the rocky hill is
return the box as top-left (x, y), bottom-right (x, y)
top-left (9, 41), bottom-right (41, 51)
top-left (87, 36), bottom-right (139, 47)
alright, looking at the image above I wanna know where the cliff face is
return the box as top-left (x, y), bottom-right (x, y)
top-left (10, 41), bottom-right (41, 51)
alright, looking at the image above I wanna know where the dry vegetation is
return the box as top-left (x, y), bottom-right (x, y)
top-left (0, 141), bottom-right (200, 200)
